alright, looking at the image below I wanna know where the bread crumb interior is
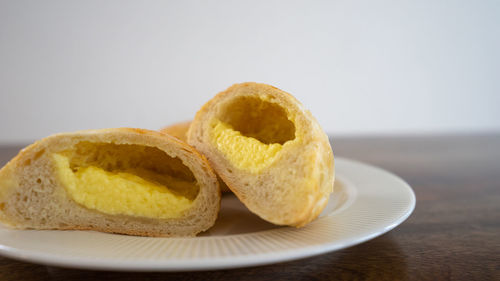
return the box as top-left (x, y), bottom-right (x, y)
top-left (52, 142), bottom-right (199, 219)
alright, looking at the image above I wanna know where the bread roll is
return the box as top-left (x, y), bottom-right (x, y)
top-left (160, 122), bottom-right (231, 193)
top-left (188, 82), bottom-right (334, 227)
top-left (0, 128), bottom-right (220, 237)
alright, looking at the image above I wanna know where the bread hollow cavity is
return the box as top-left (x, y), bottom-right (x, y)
top-left (52, 142), bottom-right (200, 219)
top-left (209, 95), bottom-right (298, 173)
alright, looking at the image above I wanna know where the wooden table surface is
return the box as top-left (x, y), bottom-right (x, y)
top-left (0, 134), bottom-right (498, 280)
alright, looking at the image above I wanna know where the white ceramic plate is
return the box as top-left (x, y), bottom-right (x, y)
top-left (0, 157), bottom-right (415, 271)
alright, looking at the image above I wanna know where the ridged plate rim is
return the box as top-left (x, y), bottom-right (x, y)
top-left (0, 157), bottom-right (416, 271)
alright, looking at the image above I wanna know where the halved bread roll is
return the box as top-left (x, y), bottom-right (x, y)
top-left (160, 122), bottom-right (231, 193)
top-left (188, 82), bottom-right (334, 227)
top-left (0, 128), bottom-right (220, 237)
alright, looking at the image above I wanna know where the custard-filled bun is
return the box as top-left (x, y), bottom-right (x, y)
top-left (188, 82), bottom-right (334, 227)
top-left (0, 128), bottom-right (220, 237)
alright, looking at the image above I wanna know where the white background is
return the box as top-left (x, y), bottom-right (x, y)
top-left (1, 0), bottom-right (499, 143)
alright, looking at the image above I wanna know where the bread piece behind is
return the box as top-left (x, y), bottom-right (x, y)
top-left (160, 121), bottom-right (192, 142)
top-left (0, 128), bottom-right (220, 237)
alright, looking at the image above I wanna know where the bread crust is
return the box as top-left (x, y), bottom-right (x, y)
top-left (187, 82), bottom-right (334, 227)
top-left (0, 128), bottom-right (220, 237)
top-left (161, 122), bottom-right (232, 193)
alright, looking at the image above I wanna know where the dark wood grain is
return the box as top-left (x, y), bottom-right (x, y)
top-left (0, 134), bottom-right (499, 281)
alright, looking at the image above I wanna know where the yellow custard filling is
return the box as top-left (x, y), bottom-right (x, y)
top-left (211, 120), bottom-right (284, 173)
top-left (52, 143), bottom-right (198, 219)
top-left (209, 95), bottom-right (298, 173)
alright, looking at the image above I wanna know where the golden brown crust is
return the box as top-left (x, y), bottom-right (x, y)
top-left (188, 82), bottom-right (334, 227)
top-left (0, 128), bottom-right (221, 237)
